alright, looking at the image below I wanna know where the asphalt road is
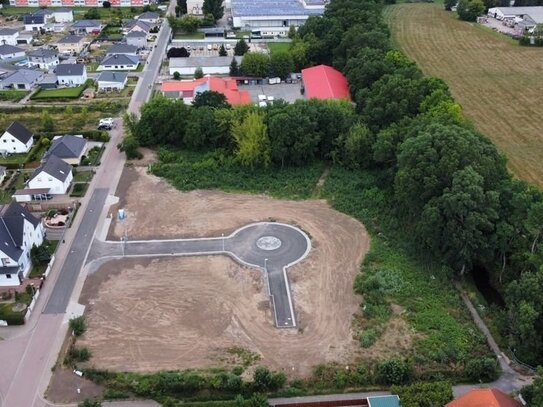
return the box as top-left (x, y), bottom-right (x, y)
top-left (43, 189), bottom-right (109, 314)
top-left (88, 223), bottom-right (310, 328)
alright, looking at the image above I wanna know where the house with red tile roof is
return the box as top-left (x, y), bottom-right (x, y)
top-left (446, 389), bottom-right (522, 407)
top-left (161, 76), bottom-right (251, 106)
top-left (301, 64), bottom-right (351, 101)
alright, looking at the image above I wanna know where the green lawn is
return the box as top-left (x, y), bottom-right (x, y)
top-left (0, 90), bottom-right (28, 102)
top-left (70, 182), bottom-right (89, 197)
top-left (31, 85), bottom-right (86, 100)
top-left (268, 42), bottom-right (291, 55)
top-left (72, 170), bottom-right (94, 182)
top-left (173, 32), bottom-right (205, 39)
top-left (235, 31), bottom-right (250, 38)
top-left (0, 154), bottom-right (27, 166)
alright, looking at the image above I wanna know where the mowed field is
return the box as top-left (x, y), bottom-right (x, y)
top-left (385, 4), bottom-right (543, 187)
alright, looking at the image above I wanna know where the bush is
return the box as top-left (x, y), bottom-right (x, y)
top-left (391, 381), bottom-right (453, 407)
top-left (69, 316), bottom-right (87, 337)
top-left (78, 400), bottom-right (101, 407)
top-left (103, 388), bottom-right (130, 399)
top-left (465, 357), bottom-right (499, 382)
top-left (377, 358), bottom-right (413, 385)
top-left (359, 328), bottom-right (379, 348)
top-left (70, 346), bottom-right (92, 362)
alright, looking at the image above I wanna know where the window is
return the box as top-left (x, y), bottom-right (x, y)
top-left (1, 258), bottom-right (10, 266)
top-left (48, 177), bottom-right (53, 181)
top-left (11, 139), bottom-right (14, 142)
top-left (3, 140), bottom-right (6, 143)
top-left (6, 274), bottom-right (11, 279)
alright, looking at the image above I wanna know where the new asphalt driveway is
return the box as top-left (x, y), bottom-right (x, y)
top-left (88, 222), bottom-right (311, 328)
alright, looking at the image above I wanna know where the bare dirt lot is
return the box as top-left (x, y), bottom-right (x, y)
top-left (81, 167), bottom-right (369, 377)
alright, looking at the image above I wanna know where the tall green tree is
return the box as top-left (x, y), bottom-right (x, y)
top-left (456, 0), bottom-right (485, 21)
top-left (202, 0), bottom-right (224, 21)
top-left (240, 52), bottom-right (270, 77)
top-left (192, 91), bottom-right (230, 109)
top-left (229, 57), bottom-right (240, 76)
top-left (231, 112), bottom-right (270, 168)
top-left (270, 51), bottom-right (294, 79)
top-left (194, 67), bottom-right (204, 79)
top-left (234, 39), bottom-right (249, 56)
top-left (219, 44), bottom-right (227, 56)
top-left (41, 110), bottom-right (54, 132)
top-left (178, 15), bottom-right (200, 33)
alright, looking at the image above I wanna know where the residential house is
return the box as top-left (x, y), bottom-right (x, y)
top-left (23, 13), bottom-right (46, 32)
top-left (32, 8), bottom-right (54, 21)
top-left (54, 64), bottom-right (87, 86)
top-left (161, 76), bottom-right (251, 105)
top-left (123, 20), bottom-right (151, 35)
top-left (125, 31), bottom-right (147, 48)
top-left (446, 389), bottom-right (522, 407)
top-left (9, 0), bottom-right (150, 6)
top-left (27, 49), bottom-right (59, 71)
top-left (52, 8), bottom-right (74, 23)
top-left (72, 19), bottom-right (103, 35)
top-left (43, 22), bottom-right (67, 33)
top-left (43, 135), bottom-right (87, 165)
top-left (0, 166), bottom-right (6, 185)
top-left (98, 54), bottom-right (139, 71)
top-left (169, 56), bottom-right (241, 76)
top-left (301, 64), bottom-right (351, 101)
top-left (0, 202), bottom-right (44, 287)
top-left (97, 71), bottom-right (128, 91)
top-left (137, 11), bottom-right (160, 24)
top-left (187, 0), bottom-right (204, 15)
top-left (0, 69), bottom-right (44, 90)
top-left (105, 43), bottom-right (138, 56)
top-left (0, 122), bottom-right (34, 155)
top-left (27, 155), bottom-right (73, 195)
top-left (55, 34), bottom-right (85, 55)
top-left (16, 32), bottom-right (34, 45)
top-left (0, 44), bottom-right (26, 61)
top-left (0, 28), bottom-right (19, 46)
top-left (39, 73), bottom-right (57, 89)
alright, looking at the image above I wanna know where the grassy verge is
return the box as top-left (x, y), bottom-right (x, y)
top-left (31, 85), bottom-right (86, 100)
top-left (268, 42), bottom-right (291, 55)
top-left (174, 32), bottom-right (205, 39)
top-left (73, 170), bottom-right (94, 182)
top-left (0, 90), bottom-right (28, 102)
top-left (0, 154), bottom-right (27, 167)
top-left (151, 149), bottom-right (324, 200)
top-left (70, 183), bottom-right (89, 197)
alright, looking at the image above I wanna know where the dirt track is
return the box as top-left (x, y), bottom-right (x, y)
top-left (81, 167), bottom-right (369, 377)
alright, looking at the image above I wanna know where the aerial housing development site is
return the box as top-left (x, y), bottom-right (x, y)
top-left (1, 0), bottom-right (543, 405)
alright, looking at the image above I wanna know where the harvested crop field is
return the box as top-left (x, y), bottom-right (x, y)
top-left (385, 4), bottom-right (543, 187)
top-left (79, 167), bottom-right (370, 376)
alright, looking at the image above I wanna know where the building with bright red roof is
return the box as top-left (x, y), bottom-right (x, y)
top-left (446, 389), bottom-right (522, 407)
top-left (161, 76), bottom-right (251, 106)
top-left (301, 64), bottom-right (351, 101)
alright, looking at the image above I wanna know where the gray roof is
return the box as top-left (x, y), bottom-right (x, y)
top-left (43, 135), bottom-right (86, 161)
top-left (101, 54), bottom-right (139, 66)
top-left (0, 202), bottom-right (40, 263)
top-left (27, 48), bottom-right (58, 58)
top-left (137, 11), bottom-right (160, 20)
top-left (491, 6), bottom-right (543, 23)
top-left (31, 155), bottom-right (72, 183)
top-left (125, 20), bottom-right (151, 32)
top-left (24, 14), bottom-right (45, 25)
top-left (0, 44), bottom-right (25, 56)
top-left (126, 31), bottom-right (147, 38)
top-left (4, 121), bottom-right (33, 144)
top-left (54, 63), bottom-right (85, 76)
top-left (57, 34), bottom-right (84, 44)
top-left (0, 69), bottom-right (43, 86)
top-left (33, 8), bottom-right (53, 16)
top-left (98, 71), bottom-right (128, 83)
top-left (106, 43), bottom-right (138, 55)
top-left (72, 19), bottom-right (101, 28)
top-left (170, 55), bottom-right (241, 68)
top-left (0, 28), bottom-right (18, 36)
top-left (231, 0), bottom-right (324, 17)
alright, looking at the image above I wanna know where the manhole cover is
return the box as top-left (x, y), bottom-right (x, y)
top-left (256, 236), bottom-right (282, 251)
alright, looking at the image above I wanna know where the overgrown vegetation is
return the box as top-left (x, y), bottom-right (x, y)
top-left (69, 316), bottom-right (87, 337)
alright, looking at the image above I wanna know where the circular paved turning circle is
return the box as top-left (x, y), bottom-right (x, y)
top-left (256, 236), bottom-right (282, 251)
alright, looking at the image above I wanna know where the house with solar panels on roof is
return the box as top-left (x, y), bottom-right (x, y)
top-left (231, 0), bottom-right (327, 37)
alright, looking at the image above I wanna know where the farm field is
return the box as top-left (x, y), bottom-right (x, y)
top-left (79, 166), bottom-right (370, 376)
top-left (385, 4), bottom-right (543, 188)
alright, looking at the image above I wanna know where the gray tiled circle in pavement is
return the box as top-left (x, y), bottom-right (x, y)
top-left (256, 236), bottom-right (282, 251)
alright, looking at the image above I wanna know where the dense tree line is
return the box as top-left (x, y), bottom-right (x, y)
top-left (125, 0), bottom-right (543, 367)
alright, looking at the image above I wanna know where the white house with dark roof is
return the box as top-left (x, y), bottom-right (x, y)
top-left (106, 43), bottom-right (138, 56)
top-left (54, 63), bottom-right (87, 86)
top-left (27, 155), bottom-right (73, 194)
top-left (0, 202), bottom-right (44, 286)
top-left (27, 48), bottom-right (59, 71)
top-left (0, 122), bottom-right (34, 154)
top-left (0, 44), bottom-right (26, 61)
top-left (55, 34), bottom-right (85, 55)
top-left (123, 20), bottom-right (151, 35)
top-left (0, 28), bottom-right (19, 46)
top-left (0, 69), bottom-right (44, 90)
top-left (98, 54), bottom-right (139, 71)
top-left (97, 71), bottom-right (128, 91)
top-left (52, 8), bottom-right (73, 23)
top-left (24, 13), bottom-right (47, 31)
top-left (126, 31), bottom-right (147, 48)
top-left (43, 135), bottom-right (87, 165)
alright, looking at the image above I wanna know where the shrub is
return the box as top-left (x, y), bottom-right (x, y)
top-left (103, 388), bottom-right (130, 399)
top-left (69, 346), bottom-right (92, 362)
top-left (69, 316), bottom-right (87, 337)
top-left (377, 358), bottom-right (413, 385)
top-left (359, 328), bottom-right (379, 348)
top-left (391, 381), bottom-right (453, 407)
top-left (465, 357), bottom-right (499, 382)
top-left (78, 400), bottom-right (101, 407)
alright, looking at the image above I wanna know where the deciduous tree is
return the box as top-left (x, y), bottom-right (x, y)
top-left (231, 112), bottom-right (270, 168)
